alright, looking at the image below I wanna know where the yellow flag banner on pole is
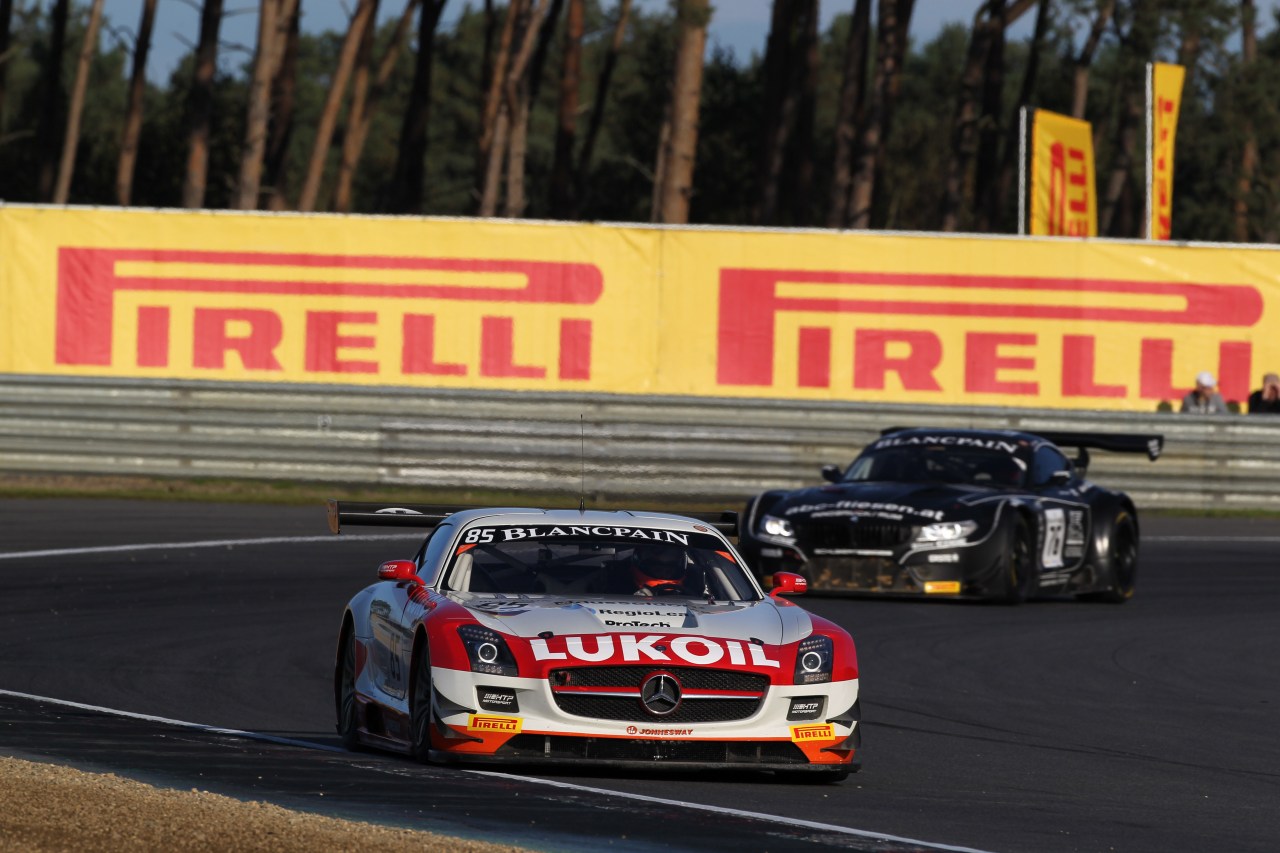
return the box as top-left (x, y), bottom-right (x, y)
top-left (1030, 110), bottom-right (1097, 236)
top-left (1149, 62), bottom-right (1186, 240)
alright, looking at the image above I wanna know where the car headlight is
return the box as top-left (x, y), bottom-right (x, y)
top-left (915, 520), bottom-right (978, 543)
top-left (457, 625), bottom-right (519, 677)
top-left (794, 635), bottom-right (833, 685)
top-left (761, 514), bottom-right (795, 538)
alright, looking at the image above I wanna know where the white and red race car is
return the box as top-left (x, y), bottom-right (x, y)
top-left (330, 503), bottom-right (861, 781)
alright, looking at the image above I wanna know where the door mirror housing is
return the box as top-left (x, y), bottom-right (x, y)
top-left (770, 572), bottom-right (808, 598)
top-left (821, 464), bottom-right (843, 483)
top-left (378, 560), bottom-right (424, 585)
top-left (1048, 469), bottom-right (1073, 486)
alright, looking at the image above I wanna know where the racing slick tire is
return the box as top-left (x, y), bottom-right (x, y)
top-left (336, 626), bottom-right (361, 750)
top-left (409, 637), bottom-right (434, 762)
top-left (999, 516), bottom-right (1036, 604)
top-left (1078, 510), bottom-right (1138, 604)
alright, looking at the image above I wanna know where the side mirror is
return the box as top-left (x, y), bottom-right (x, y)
top-left (378, 560), bottom-right (424, 585)
top-left (821, 464), bottom-right (842, 483)
top-left (770, 572), bottom-right (808, 598)
top-left (1049, 470), bottom-right (1073, 486)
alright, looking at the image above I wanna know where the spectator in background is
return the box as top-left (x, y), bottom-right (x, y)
top-left (1248, 372), bottom-right (1280, 414)
top-left (1181, 371), bottom-right (1230, 414)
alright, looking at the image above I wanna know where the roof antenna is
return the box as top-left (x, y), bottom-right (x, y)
top-left (579, 414), bottom-right (586, 513)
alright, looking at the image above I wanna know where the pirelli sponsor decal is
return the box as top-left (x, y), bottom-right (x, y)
top-left (54, 248), bottom-right (601, 383)
top-left (466, 715), bottom-right (523, 734)
top-left (790, 723), bottom-right (836, 743)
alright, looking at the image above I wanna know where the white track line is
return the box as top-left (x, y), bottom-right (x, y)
top-left (0, 688), bottom-right (344, 752)
top-left (0, 687), bottom-right (997, 853)
top-left (0, 533), bottom-right (420, 561)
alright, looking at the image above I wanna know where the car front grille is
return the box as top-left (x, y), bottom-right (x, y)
top-left (549, 666), bottom-right (768, 723)
top-left (798, 519), bottom-right (916, 550)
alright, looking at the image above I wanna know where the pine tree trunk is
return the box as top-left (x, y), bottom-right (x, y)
top-left (182, 0), bottom-right (224, 209)
top-left (991, 0), bottom-right (1050, 232)
top-left (1071, 0), bottom-right (1113, 118)
top-left (1235, 0), bottom-right (1257, 242)
top-left (264, 2), bottom-right (302, 211)
top-left (549, 0), bottom-right (583, 217)
top-left (389, 0), bottom-right (446, 214)
top-left (480, 0), bottom-right (549, 217)
top-left (115, 0), bottom-right (157, 206)
top-left (0, 0), bottom-right (16, 134)
top-left (790, 1), bottom-right (819, 226)
top-left (331, 1), bottom-right (378, 213)
top-left (53, 0), bottom-right (105, 204)
top-left (1099, 0), bottom-right (1155, 236)
top-left (828, 0), bottom-right (871, 228)
top-left (973, 0), bottom-right (1007, 232)
top-left (477, 0), bottom-right (521, 203)
top-left (233, 0), bottom-right (280, 210)
top-left (37, 0), bottom-right (70, 201)
top-left (576, 0), bottom-right (631, 203)
top-left (849, 0), bottom-right (912, 230)
top-left (653, 0), bottom-right (711, 224)
top-left (939, 1), bottom-right (998, 232)
top-left (297, 0), bottom-right (378, 212)
top-left (336, 0), bottom-right (419, 213)
top-left (756, 0), bottom-right (797, 225)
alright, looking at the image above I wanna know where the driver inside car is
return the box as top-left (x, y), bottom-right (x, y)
top-left (630, 543), bottom-right (691, 596)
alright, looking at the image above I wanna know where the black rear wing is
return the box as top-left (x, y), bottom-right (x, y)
top-left (327, 501), bottom-right (460, 534)
top-left (1029, 431), bottom-right (1164, 462)
top-left (327, 500), bottom-right (740, 537)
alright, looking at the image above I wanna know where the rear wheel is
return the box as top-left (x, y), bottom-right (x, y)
top-left (336, 628), bottom-right (360, 750)
top-left (1000, 517), bottom-right (1036, 604)
top-left (409, 638), bottom-right (434, 762)
top-left (1080, 511), bottom-right (1138, 603)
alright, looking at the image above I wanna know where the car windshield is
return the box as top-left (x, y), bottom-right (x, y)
top-left (844, 446), bottom-right (1027, 487)
top-left (441, 527), bottom-right (761, 601)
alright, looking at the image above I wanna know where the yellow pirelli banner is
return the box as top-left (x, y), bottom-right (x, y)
top-left (1030, 110), bottom-right (1097, 237)
top-left (1149, 62), bottom-right (1186, 240)
top-left (2, 205), bottom-right (1279, 412)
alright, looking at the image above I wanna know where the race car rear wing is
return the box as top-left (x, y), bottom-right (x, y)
top-left (1028, 431), bottom-right (1164, 462)
top-left (327, 501), bottom-right (458, 534)
top-left (877, 427), bottom-right (1163, 461)
top-left (327, 500), bottom-right (740, 537)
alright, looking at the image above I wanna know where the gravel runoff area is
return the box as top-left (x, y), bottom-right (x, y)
top-left (0, 756), bottom-right (531, 853)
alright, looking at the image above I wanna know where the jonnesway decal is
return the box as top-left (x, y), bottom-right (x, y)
top-left (531, 634), bottom-right (781, 668)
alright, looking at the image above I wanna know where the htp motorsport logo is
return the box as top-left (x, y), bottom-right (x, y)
top-left (55, 248), bottom-right (602, 382)
top-left (715, 267), bottom-right (1264, 404)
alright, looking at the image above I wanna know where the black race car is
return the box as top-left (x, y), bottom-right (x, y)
top-left (739, 427), bottom-right (1163, 603)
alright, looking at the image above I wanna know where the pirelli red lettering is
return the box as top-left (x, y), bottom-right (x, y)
top-left (54, 248), bottom-right (602, 381)
top-left (716, 268), bottom-right (1263, 402)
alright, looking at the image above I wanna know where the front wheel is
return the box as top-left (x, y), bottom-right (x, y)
top-left (999, 517), bottom-right (1036, 604)
top-left (409, 638), bottom-right (434, 762)
top-left (336, 628), bottom-right (361, 750)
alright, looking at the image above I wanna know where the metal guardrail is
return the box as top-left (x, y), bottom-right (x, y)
top-left (2, 375), bottom-right (1279, 510)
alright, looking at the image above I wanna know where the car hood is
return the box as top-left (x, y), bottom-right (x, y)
top-left (772, 481), bottom-right (996, 523)
top-left (451, 594), bottom-right (811, 646)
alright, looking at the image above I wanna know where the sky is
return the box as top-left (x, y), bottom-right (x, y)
top-left (97, 0), bottom-right (1279, 84)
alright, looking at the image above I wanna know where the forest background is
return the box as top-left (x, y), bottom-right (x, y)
top-left (0, 0), bottom-right (1277, 242)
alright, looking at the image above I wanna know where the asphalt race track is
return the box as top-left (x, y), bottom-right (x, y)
top-left (1, 498), bottom-right (1277, 852)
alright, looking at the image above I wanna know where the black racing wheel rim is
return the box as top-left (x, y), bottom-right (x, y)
top-left (410, 644), bottom-right (433, 759)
